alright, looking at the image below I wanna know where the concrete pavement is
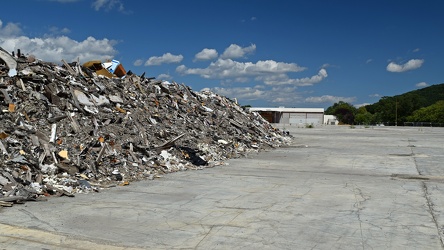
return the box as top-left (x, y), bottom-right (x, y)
top-left (1, 125), bottom-right (444, 249)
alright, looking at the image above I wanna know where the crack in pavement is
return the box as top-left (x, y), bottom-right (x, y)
top-left (18, 208), bottom-right (58, 232)
top-left (409, 138), bottom-right (444, 248)
top-left (351, 184), bottom-right (370, 250)
top-left (194, 209), bottom-right (243, 249)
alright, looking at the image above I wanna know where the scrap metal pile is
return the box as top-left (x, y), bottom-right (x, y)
top-left (0, 48), bottom-right (291, 206)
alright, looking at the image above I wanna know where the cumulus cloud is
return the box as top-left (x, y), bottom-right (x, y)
top-left (416, 81), bottom-right (428, 87)
top-left (268, 86), bottom-right (302, 104)
top-left (0, 21), bottom-right (117, 63)
top-left (201, 85), bottom-right (305, 106)
top-left (158, 73), bottom-right (172, 80)
top-left (262, 68), bottom-right (328, 86)
top-left (194, 48), bottom-right (218, 61)
top-left (0, 20), bottom-right (118, 63)
top-left (48, 26), bottom-right (71, 35)
top-left (305, 95), bottom-right (356, 104)
top-left (176, 58), bottom-right (305, 80)
top-left (202, 86), bottom-right (266, 100)
top-left (0, 20), bottom-right (22, 37)
top-left (386, 59), bottom-right (424, 72)
top-left (220, 44), bottom-right (256, 59)
top-left (145, 53), bottom-right (183, 66)
top-left (133, 59), bottom-right (143, 66)
top-left (92, 0), bottom-right (128, 13)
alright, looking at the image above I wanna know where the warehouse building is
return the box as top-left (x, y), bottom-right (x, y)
top-left (250, 107), bottom-right (325, 125)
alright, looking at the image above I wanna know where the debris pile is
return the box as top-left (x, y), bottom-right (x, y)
top-left (0, 48), bottom-right (291, 207)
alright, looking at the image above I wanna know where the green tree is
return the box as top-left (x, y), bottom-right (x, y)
top-left (407, 100), bottom-right (444, 123)
top-left (325, 101), bottom-right (357, 124)
top-left (354, 106), bottom-right (373, 125)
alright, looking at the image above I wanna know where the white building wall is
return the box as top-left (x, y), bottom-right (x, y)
top-left (323, 115), bottom-right (338, 125)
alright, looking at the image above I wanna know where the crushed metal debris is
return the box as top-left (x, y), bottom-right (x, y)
top-left (0, 47), bottom-right (291, 207)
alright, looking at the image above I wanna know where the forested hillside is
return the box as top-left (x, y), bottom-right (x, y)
top-left (326, 83), bottom-right (444, 125)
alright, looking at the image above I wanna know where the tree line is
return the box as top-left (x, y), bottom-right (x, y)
top-left (325, 83), bottom-right (444, 125)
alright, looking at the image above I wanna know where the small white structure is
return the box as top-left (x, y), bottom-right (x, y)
top-left (250, 107), bottom-right (324, 125)
top-left (324, 115), bottom-right (339, 125)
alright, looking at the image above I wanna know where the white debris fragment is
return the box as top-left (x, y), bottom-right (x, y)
top-left (218, 139), bottom-right (229, 145)
top-left (73, 89), bottom-right (94, 106)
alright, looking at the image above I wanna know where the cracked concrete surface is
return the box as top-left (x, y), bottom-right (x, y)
top-left (1, 126), bottom-right (444, 249)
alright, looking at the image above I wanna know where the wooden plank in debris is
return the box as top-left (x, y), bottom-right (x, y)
top-left (61, 59), bottom-right (78, 76)
top-left (128, 143), bottom-right (142, 164)
top-left (0, 201), bottom-right (13, 207)
top-left (67, 111), bottom-right (80, 133)
top-left (48, 115), bottom-right (68, 124)
top-left (92, 79), bottom-right (106, 92)
top-left (0, 141), bottom-right (8, 155)
top-left (129, 75), bottom-right (146, 94)
top-left (2, 172), bottom-right (16, 185)
top-left (0, 89), bottom-right (13, 104)
top-left (96, 144), bottom-right (106, 163)
top-left (17, 78), bottom-right (26, 91)
top-left (153, 133), bottom-right (186, 152)
top-left (229, 119), bottom-right (243, 129)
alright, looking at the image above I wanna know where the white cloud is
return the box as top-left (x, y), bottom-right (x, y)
top-left (177, 58), bottom-right (305, 80)
top-left (48, 26), bottom-right (71, 35)
top-left (386, 59), bottom-right (424, 72)
top-left (92, 0), bottom-right (128, 13)
top-left (0, 20), bottom-right (118, 63)
top-left (268, 86), bottom-right (301, 104)
top-left (204, 85), bottom-right (354, 107)
top-left (0, 20), bottom-right (22, 37)
top-left (416, 81), bottom-right (428, 87)
top-left (133, 59), bottom-right (143, 66)
top-left (201, 85), bottom-right (305, 106)
top-left (158, 73), bottom-right (172, 80)
top-left (220, 44), bottom-right (256, 59)
top-left (145, 53), bottom-right (183, 66)
top-left (413, 48), bottom-right (420, 52)
top-left (262, 68), bottom-right (328, 86)
top-left (251, 17), bottom-right (257, 21)
top-left (305, 95), bottom-right (356, 104)
top-left (0, 20), bottom-right (117, 63)
top-left (366, 59), bottom-right (373, 64)
top-left (354, 103), bottom-right (371, 108)
top-left (369, 93), bottom-right (381, 98)
top-left (203, 86), bottom-right (266, 101)
top-left (194, 48), bottom-right (218, 61)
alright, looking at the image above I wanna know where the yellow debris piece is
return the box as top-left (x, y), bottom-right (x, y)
top-left (58, 150), bottom-right (69, 159)
top-left (0, 132), bottom-right (8, 139)
top-left (119, 181), bottom-right (130, 186)
top-left (8, 103), bottom-right (15, 112)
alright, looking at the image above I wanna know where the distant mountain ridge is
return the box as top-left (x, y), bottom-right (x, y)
top-left (365, 83), bottom-right (444, 124)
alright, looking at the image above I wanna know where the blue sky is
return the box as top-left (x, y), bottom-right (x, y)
top-left (1, 0), bottom-right (443, 108)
